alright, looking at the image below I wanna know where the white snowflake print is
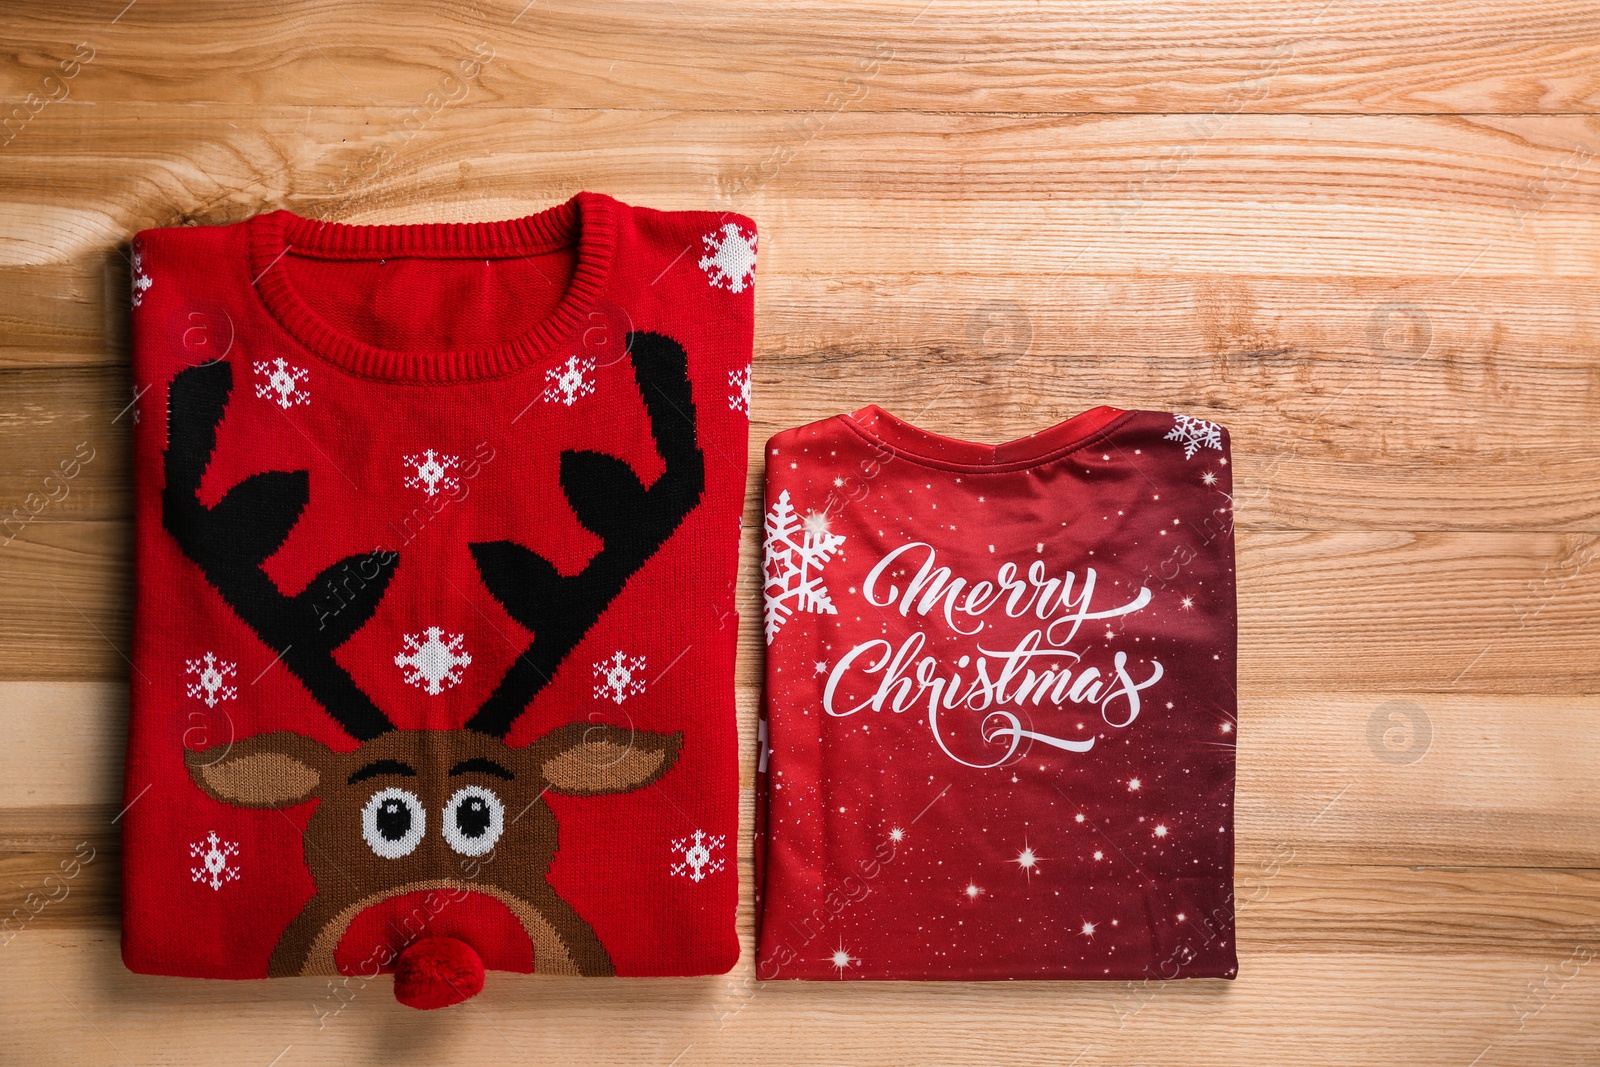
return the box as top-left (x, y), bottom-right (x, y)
top-left (184, 651), bottom-right (237, 708)
top-left (593, 650), bottom-right (647, 704)
top-left (728, 365), bottom-right (751, 416)
top-left (763, 490), bottom-right (846, 644)
top-left (699, 222), bottom-right (757, 294)
top-left (1164, 413), bottom-right (1223, 460)
top-left (403, 449), bottom-right (460, 497)
top-left (254, 357), bottom-right (311, 410)
top-left (543, 354), bottom-right (596, 406)
top-left (394, 627), bottom-right (472, 695)
top-left (189, 830), bottom-right (241, 891)
top-left (670, 829), bottom-right (726, 883)
top-left (130, 244), bottom-right (153, 308)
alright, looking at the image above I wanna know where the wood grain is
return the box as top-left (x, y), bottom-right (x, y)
top-left (3, 522), bottom-right (1596, 694)
top-left (3, 1), bottom-right (1600, 114)
top-left (0, 2), bottom-right (1596, 1065)
top-left (4, 684), bottom-right (1596, 867)
top-left (2, 939), bottom-right (1597, 1066)
top-left (2, 110), bottom-right (1598, 270)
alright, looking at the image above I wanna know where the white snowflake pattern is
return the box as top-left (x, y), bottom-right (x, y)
top-left (543, 354), bottom-right (596, 406)
top-left (728, 365), bottom-right (751, 416)
top-left (394, 627), bottom-right (472, 695)
top-left (403, 449), bottom-right (461, 497)
top-left (184, 651), bottom-right (237, 708)
top-left (131, 244), bottom-right (153, 308)
top-left (763, 490), bottom-right (846, 644)
top-left (670, 829), bottom-right (726, 883)
top-left (698, 223), bottom-right (757, 294)
top-left (1164, 414), bottom-right (1223, 460)
top-left (254, 357), bottom-right (311, 409)
top-left (593, 650), bottom-right (647, 704)
top-left (189, 830), bottom-right (241, 891)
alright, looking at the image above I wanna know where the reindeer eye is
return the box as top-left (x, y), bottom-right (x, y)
top-left (443, 785), bottom-right (504, 856)
top-left (361, 788), bottom-right (425, 858)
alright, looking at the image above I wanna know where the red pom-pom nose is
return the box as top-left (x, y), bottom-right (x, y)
top-left (393, 936), bottom-right (486, 1010)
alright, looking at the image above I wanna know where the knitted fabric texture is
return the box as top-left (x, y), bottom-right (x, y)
top-left (755, 406), bottom-right (1238, 980)
top-left (123, 192), bottom-right (753, 981)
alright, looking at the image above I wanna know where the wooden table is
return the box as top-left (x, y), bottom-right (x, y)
top-left (1, 2), bottom-right (1597, 1063)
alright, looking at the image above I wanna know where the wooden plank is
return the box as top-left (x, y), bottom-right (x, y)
top-left (2, 342), bottom-right (1598, 530)
top-left (5, 259), bottom-right (1600, 530)
top-left (10, 264), bottom-right (1600, 379)
top-left (1239, 692), bottom-right (1600, 867)
top-left (1, 1), bottom-right (1598, 115)
top-left (0, 367), bottom-right (129, 526)
top-left (5, 684), bottom-right (1595, 868)
top-left (0, 523), bottom-right (132, 681)
top-left (0, 110), bottom-right (1596, 275)
top-left (0, 937), bottom-right (1594, 1066)
top-left (3, 522), bottom-right (1594, 691)
top-left (7, 850), bottom-right (1597, 962)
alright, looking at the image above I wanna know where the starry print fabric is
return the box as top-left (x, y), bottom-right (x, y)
top-left (755, 405), bottom-right (1238, 980)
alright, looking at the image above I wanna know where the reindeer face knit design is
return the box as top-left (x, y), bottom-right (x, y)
top-left (123, 193), bottom-right (753, 990)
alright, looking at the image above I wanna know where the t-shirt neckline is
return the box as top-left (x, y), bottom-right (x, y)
top-left (245, 191), bottom-right (618, 383)
top-left (841, 404), bottom-right (1129, 472)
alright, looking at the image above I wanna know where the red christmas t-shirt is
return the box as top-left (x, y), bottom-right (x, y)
top-left (755, 405), bottom-right (1237, 980)
top-left (123, 193), bottom-right (756, 985)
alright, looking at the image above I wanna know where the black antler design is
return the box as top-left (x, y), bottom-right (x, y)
top-left (163, 361), bottom-right (399, 741)
top-left (163, 332), bottom-right (704, 743)
top-left (466, 331), bottom-right (705, 737)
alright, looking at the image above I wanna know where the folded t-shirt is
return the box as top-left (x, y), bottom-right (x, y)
top-left (756, 405), bottom-right (1238, 980)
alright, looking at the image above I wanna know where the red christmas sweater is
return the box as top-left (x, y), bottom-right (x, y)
top-left (755, 406), bottom-right (1237, 980)
top-left (123, 193), bottom-right (756, 987)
